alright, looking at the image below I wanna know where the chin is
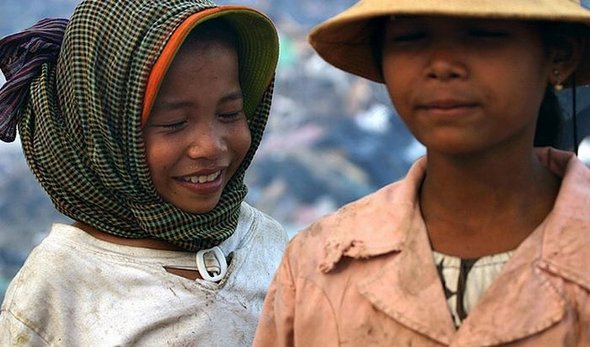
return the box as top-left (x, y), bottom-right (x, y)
top-left (182, 205), bottom-right (218, 215)
top-left (182, 199), bottom-right (222, 215)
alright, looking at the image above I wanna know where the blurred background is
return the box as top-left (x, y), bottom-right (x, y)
top-left (1, 0), bottom-right (589, 300)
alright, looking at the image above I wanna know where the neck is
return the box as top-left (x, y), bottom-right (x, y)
top-left (420, 147), bottom-right (560, 258)
top-left (72, 221), bottom-right (186, 251)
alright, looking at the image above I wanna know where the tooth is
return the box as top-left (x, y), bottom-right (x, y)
top-left (183, 171), bottom-right (220, 184)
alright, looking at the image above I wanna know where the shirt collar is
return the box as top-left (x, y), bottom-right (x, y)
top-left (319, 148), bottom-right (590, 280)
top-left (318, 156), bottom-right (427, 273)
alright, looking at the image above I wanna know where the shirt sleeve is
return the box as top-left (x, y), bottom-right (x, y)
top-left (252, 246), bottom-right (297, 347)
top-left (0, 310), bottom-right (49, 346)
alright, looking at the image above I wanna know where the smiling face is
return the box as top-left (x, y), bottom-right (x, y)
top-left (143, 39), bottom-right (251, 214)
top-left (381, 16), bottom-right (554, 155)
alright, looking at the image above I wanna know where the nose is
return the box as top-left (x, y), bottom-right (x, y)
top-left (424, 43), bottom-right (468, 82)
top-left (186, 122), bottom-right (227, 160)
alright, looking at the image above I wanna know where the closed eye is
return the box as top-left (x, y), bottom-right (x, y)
top-left (153, 120), bottom-right (187, 130)
top-left (218, 110), bottom-right (245, 122)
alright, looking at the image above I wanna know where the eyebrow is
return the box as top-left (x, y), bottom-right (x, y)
top-left (154, 90), bottom-right (244, 111)
top-left (220, 91), bottom-right (244, 103)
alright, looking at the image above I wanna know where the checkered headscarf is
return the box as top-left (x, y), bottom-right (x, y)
top-left (0, 0), bottom-right (275, 251)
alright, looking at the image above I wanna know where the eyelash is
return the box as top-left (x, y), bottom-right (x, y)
top-left (153, 111), bottom-right (244, 130)
top-left (157, 121), bottom-right (186, 130)
top-left (219, 111), bottom-right (244, 122)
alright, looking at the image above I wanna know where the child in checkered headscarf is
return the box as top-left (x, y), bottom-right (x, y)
top-left (0, 0), bottom-right (287, 344)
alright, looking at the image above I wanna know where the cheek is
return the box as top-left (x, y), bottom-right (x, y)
top-left (227, 124), bottom-right (252, 174)
top-left (491, 60), bottom-right (548, 118)
top-left (236, 127), bottom-right (252, 160)
top-left (382, 56), bottom-right (414, 108)
top-left (385, 79), bottom-right (414, 125)
top-left (144, 136), bottom-right (174, 180)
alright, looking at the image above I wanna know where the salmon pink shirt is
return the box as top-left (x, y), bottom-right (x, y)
top-left (254, 147), bottom-right (590, 346)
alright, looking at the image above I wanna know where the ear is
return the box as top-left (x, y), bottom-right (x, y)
top-left (548, 34), bottom-right (586, 86)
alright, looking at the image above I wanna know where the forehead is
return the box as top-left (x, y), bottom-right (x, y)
top-left (167, 40), bottom-right (238, 77)
top-left (176, 37), bottom-right (237, 58)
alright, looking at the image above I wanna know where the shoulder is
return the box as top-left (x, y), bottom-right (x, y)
top-left (294, 157), bottom-right (425, 244)
top-left (240, 202), bottom-right (285, 234)
top-left (269, 160), bottom-right (425, 283)
top-left (283, 180), bottom-right (410, 274)
top-left (231, 203), bottom-right (289, 274)
top-left (239, 202), bottom-right (288, 246)
top-left (292, 179), bottom-right (409, 244)
top-left (539, 150), bottom-right (590, 291)
top-left (0, 225), bottom-right (99, 342)
top-left (540, 217), bottom-right (590, 292)
top-left (2, 224), bottom-right (107, 302)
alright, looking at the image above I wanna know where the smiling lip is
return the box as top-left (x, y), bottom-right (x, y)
top-left (175, 169), bottom-right (224, 194)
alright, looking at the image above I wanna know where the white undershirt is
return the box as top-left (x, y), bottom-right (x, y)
top-left (433, 250), bottom-right (514, 327)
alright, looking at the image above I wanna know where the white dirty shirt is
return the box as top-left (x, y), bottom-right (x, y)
top-left (0, 202), bottom-right (288, 346)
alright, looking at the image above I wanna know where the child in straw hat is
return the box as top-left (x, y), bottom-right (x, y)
top-left (254, 0), bottom-right (590, 345)
top-left (0, 0), bottom-right (287, 345)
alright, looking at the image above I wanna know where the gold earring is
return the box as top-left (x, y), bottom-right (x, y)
top-left (553, 69), bottom-right (564, 91)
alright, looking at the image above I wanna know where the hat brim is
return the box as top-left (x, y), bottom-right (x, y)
top-left (142, 5), bottom-right (278, 124)
top-left (309, 0), bottom-right (590, 85)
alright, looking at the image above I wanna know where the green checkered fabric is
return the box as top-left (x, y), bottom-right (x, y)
top-left (18, 0), bottom-right (275, 251)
